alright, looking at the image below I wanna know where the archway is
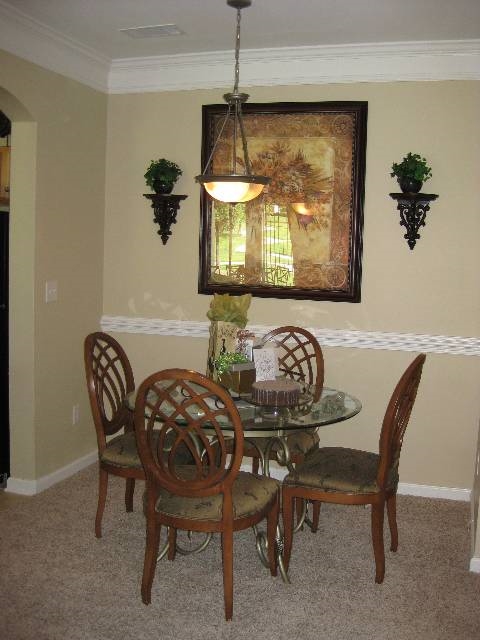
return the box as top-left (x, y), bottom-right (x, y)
top-left (0, 88), bottom-right (36, 483)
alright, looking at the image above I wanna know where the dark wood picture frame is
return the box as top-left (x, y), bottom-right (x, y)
top-left (198, 101), bottom-right (367, 302)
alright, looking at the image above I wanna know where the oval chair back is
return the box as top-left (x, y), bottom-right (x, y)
top-left (134, 368), bottom-right (244, 500)
top-left (377, 353), bottom-right (427, 491)
top-left (85, 331), bottom-right (135, 449)
top-left (261, 326), bottom-right (324, 401)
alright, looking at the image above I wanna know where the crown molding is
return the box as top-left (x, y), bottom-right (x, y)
top-left (100, 315), bottom-right (480, 357)
top-left (108, 40), bottom-right (480, 94)
top-left (0, 0), bottom-right (478, 94)
top-left (0, 0), bottom-right (110, 92)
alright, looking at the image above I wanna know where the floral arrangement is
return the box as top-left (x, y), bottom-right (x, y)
top-left (214, 352), bottom-right (250, 376)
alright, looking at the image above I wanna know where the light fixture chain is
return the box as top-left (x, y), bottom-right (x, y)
top-left (233, 7), bottom-right (241, 94)
top-left (195, 0), bottom-right (270, 203)
top-left (236, 101), bottom-right (252, 174)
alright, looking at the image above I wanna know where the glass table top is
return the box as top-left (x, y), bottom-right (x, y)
top-left (127, 385), bottom-right (361, 435)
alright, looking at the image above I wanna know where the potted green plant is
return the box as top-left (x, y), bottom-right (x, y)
top-left (390, 152), bottom-right (432, 193)
top-left (214, 351), bottom-right (255, 394)
top-left (144, 158), bottom-right (182, 194)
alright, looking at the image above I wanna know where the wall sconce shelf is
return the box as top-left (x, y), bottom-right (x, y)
top-left (144, 193), bottom-right (188, 245)
top-left (389, 192), bottom-right (438, 250)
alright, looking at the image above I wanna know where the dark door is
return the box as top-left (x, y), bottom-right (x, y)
top-left (0, 211), bottom-right (9, 484)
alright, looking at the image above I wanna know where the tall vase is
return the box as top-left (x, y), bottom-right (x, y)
top-left (206, 321), bottom-right (239, 381)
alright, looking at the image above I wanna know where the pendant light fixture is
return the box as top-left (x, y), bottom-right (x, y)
top-left (195, 0), bottom-right (270, 204)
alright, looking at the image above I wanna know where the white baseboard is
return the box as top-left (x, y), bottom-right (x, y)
top-left (397, 482), bottom-right (470, 502)
top-left (469, 557), bottom-right (480, 573)
top-left (6, 450), bottom-right (98, 495)
top-left (7, 455), bottom-right (471, 503)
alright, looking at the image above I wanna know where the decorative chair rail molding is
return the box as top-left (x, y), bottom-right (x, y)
top-left (0, 0), bottom-right (479, 93)
top-left (100, 315), bottom-right (480, 357)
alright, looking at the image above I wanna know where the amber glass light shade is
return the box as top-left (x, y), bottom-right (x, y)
top-left (199, 175), bottom-right (268, 203)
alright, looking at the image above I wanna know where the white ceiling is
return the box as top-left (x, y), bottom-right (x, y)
top-left (3, 0), bottom-right (480, 60)
top-left (1, 0), bottom-right (479, 93)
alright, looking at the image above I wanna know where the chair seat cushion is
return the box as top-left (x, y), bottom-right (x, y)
top-left (283, 447), bottom-right (398, 494)
top-left (100, 431), bottom-right (142, 469)
top-left (244, 428), bottom-right (320, 458)
top-left (100, 431), bottom-right (194, 469)
top-left (153, 471), bottom-right (279, 522)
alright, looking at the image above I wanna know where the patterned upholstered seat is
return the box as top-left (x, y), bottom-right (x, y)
top-left (284, 447), bottom-right (398, 494)
top-left (151, 470), bottom-right (279, 521)
top-left (100, 431), bottom-right (142, 469)
top-left (102, 430), bottom-right (194, 469)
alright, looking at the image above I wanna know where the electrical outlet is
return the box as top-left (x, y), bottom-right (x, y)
top-left (72, 404), bottom-right (80, 425)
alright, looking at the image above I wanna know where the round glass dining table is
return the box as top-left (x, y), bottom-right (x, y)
top-left (126, 385), bottom-right (361, 473)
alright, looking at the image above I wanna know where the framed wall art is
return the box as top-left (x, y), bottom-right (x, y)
top-left (198, 101), bottom-right (368, 302)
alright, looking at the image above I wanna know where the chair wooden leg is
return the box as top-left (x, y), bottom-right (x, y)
top-left (267, 493), bottom-right (280, 576)
top-left (221, 529), bottom-right (234, 621)
top-left (95, 466), bottom-right (108, 538)
top-left (294, 498), bottom-right (303, 528)
top-left (371, 502), bottom-right (385, 584)
top-left (141, 518), bottom-right (161, 605)
top-left (311, 500), bottom-right (321, 533)
top-left (168, 527), bottom-right (177, 561)
top-left (251, 456), bottom-right (260, 474)
top-left (125, 478), bottom-right (135, 512)
top-left (386, 492), bottom-right (398, 552)
top-left (281, 489), bottom-right (294, 573)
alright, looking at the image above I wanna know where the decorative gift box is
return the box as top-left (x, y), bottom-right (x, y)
top-left (218, 361), bottom-right (256, 395)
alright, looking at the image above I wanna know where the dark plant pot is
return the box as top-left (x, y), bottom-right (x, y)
top-left (398, 177), bottom-right (423, 193)
top-left (153, 179), bottom-right (174, 194)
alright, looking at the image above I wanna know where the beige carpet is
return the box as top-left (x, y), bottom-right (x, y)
top-left (2, 464), bottom-right (480, 640)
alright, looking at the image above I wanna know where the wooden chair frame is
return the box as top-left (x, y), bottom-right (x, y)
top-left (134, 368), bottom-right (280, 621)
top-left (84, 332), bottom-right (142, 537)
top-left (282, 354), bottom-right (426, 583)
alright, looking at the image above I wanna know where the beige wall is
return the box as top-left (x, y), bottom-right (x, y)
top-left (0, 49), bottom-right (107, 479)
top-left (104, 81), bottom-right (480, 490)
top-left (0, 44), bottom-right (479, 500)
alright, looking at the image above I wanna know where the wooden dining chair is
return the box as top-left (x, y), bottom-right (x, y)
top-left (133, 368), bottom-right (280, 621)
top-left (282, 353), bottom-right (426, 583)
top-left (84, 331), bottom-right (143, 538)
top-left (245, 326), bottom-right (325, 473)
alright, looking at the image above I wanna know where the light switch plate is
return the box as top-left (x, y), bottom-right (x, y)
top-left (45, 280), bottom-right (58, 303)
